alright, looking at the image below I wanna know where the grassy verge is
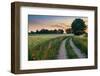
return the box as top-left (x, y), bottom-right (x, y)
top-left (28, 35), bottom-right (67, 60)
top-left (65, 37), bottom-right (78, 59)
top-left (72, 36), bottom-right (88, 57)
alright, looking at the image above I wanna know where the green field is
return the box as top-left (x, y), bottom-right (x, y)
top-left (72, 36), bottom-right (88, 57)
top-left (28, 34), bottom-right (88, 60)
top-left (28, 34), bottom-right (67, 60)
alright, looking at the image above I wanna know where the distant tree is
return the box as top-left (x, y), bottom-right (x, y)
top-left (36, 30), bottom-right (39, 34)
top-left (58, 29), bottom-right (64, 34)
top-left (31, 31), bottom-right (35, 34)
top-left (71, 19), bottom-right (87, 35)
top-left (53, 29), bottom-right (58, 34)
top-left (66, 28), bottom-right (72, 34)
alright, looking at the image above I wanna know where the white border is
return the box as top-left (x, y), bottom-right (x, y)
top-left (20, 6), bottom-right (95, 70)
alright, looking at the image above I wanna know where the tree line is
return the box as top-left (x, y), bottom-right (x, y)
top-left (29, 29), bottom-right (65, 34)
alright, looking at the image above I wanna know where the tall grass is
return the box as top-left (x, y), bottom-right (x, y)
top-left (65, 37), bottom-right (78, 59)
top-left (28, 35), bottom-right (67, 60)
top-left (72, 36), bottom-right (88, 57)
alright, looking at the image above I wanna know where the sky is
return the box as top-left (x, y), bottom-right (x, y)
top-left (28, 15), bottom-right (88, 33)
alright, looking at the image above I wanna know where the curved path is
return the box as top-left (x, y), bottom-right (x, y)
top-left (69, 38), bottom-right (86, 58)
top-left (57, 38), bottom-right (68, 59)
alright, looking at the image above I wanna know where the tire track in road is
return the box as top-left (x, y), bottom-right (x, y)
top-left (57, 38), bottom-right (68, 59)
top-left (69, 38), bottom-right (86, 58)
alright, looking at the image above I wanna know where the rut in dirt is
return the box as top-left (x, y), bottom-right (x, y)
top-left (57, 38), bottom-right (68, 59)
top-left (69, 38), bottom-right (86, 58)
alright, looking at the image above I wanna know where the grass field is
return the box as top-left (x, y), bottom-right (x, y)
top-left (28, 34), bottom-right (88, 60)
top-left (72, 36), bottom-right (88, 57)
top-left (28, 34), bottom-right (67, 60)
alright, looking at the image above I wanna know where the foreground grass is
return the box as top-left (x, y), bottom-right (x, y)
top-left (72, 36), bottom-right (88, 57)
top-left (28, 34), bottom-right (67, 60)
top-left (65, 37), bottom-right (78, 59)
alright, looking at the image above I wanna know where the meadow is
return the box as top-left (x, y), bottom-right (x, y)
top-left (72, 36), bottom-right (88, 57)
top-left (28, 34), bottom-right (88, 60)
top-left (28, 34), bottom-right (67, 60)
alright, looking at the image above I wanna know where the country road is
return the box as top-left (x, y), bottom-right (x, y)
top-left (57, 37), bottom-right (86, 59)
top-left (57, 38), bottom-right (68, 59)
top-left (69, 38), bottom-right (86, 58)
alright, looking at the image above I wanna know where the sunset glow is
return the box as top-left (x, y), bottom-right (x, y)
top-left (28, 15), bottom-right (88, 33)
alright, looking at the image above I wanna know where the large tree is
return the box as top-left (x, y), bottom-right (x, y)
top-left (71, 18), bottom-right (87, 35)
